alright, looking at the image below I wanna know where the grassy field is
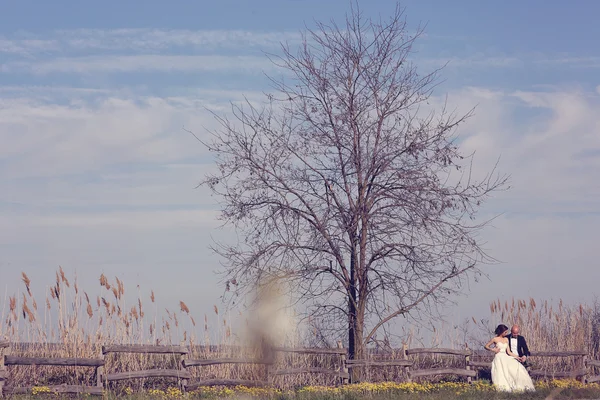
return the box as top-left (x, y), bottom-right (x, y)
top-left (7, 380), bottom-right (600, 399)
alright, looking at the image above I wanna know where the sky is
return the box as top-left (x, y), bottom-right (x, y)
top-left (1, 0), bottom-right (599, 342)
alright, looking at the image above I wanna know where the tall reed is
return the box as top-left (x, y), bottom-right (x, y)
top-left (466, 297), bottom-right (600, 374)
top-left (0, 268), bottom-right (343, 390)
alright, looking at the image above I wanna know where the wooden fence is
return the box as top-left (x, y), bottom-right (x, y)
top-left (350, 345), bottom-right (596, 384)
top-left (470, 350), bottom-right (591, 380)
top-left (1, 340), bottom-right (599, 397)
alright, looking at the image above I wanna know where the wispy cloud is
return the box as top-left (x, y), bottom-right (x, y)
top-left (442, 55), bottom-right (523, 68)
top-left (0, 95), bottom-right (209, 178)
top-left (2, 84), bottom-right (598, 219)
top-left (422, 54), bottom-right (600, 70)
top-left (58, 29), bottom-right (301, 52)
top-left (17, 208), bottom-right (219, 229)
top-left (0, 29), bottom-right (301, 56)
top-left (1, 54), bottom-right (274, 75)
top-left (535, 56), bottom-right (600, 68)
top-left (0, 37), bottom-right (60, 56)
top-left (440, 86), bottom-right (600, 215)
top-left (2, 29), bottom-right (600, 79)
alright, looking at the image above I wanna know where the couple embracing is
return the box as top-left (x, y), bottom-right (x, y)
top-left (484, 324), bottom-right (535, 392)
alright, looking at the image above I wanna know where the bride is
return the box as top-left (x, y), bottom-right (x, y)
top-left (484, 324), bottom-right (535, 392)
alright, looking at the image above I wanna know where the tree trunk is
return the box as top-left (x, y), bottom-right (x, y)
top-left (352, 307), bottom-right (365, 382)
top-left (348, 247), bottom-right (367, 382)
top-left (348, 250), bottom-right (357, 360)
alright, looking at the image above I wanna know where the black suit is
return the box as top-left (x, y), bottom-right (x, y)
top-left (508, 334), bottom-right (530, 366)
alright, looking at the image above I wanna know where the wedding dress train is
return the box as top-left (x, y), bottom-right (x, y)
top-left (491, 341), bottom-right (535, 392)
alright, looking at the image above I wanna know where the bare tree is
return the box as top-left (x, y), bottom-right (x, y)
top-left (200, 3), bottom-right (508, 369)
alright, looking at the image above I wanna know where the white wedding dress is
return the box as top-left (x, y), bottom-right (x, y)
top-left (491, 341), bottom-right (535, 392)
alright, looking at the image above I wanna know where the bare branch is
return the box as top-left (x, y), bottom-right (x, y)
top-left (363, 263), bottom-right (476, 345)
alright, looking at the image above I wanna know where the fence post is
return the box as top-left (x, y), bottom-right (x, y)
top-left (180, 345), bottom-right (188, 393)
top-left (95, 346), bottom-right (104, 393)
top-left (96, 365), bottom-right (104, 390)
top-left (95, 365), bottom-right (104, 390)
top-left (402, 343), bottom-right (411, 383)
top-left (465, 345), bottom-right (472, 384)
top-left (263, 337), bottom-right (272, 387)
top-left (0, 347), bottom-right (4, 398)
top-left (582, 354), bottom-right (588, 384)
top-left (0, 341), bottom-right (11, 398)
top-left (337, 341), bottom-right (349, 386)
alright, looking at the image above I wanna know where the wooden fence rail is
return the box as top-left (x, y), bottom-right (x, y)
top-left (273, 347), bottom-right (347, 355)
top-left (410, 368), bottom-right (477, 379)
top-left (406, 348), bottom-right (471, 356)
top-left (183, 358), bottom-right (272, 367)
top-left (102, 344), bottom-right (189, 355)
top-left (346, 360), bottom-right (413, 367)
top-left (588, 360), bottom-right (600, 368)
top-left (105, 369), bottom-right (192, 382)
top-left (1, 341), bottom-right (600, 397)
top-left (4, 356), bottom-right (104, 367)
top-left (272, 367), bottom-right (348, 378)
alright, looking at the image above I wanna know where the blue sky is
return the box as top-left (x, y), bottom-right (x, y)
top-left (1, 1), bottom-right (599, 343)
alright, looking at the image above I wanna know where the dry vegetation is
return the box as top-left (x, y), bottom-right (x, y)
top-left (467, 297), bottom-right (600, 376)
top-left (1, 268), bottom-right (599, 391)
top-left (0, 268), bottom-right (344, 391)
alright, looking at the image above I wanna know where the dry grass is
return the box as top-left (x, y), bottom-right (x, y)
top-left (1, 269), bottom-right (599, 391)
top-left (0, 268), bottom-right (345, 391)
top-left (464, 297), bottom-right (600, 374)
top-left (488, 298), bottom-right (596, 354)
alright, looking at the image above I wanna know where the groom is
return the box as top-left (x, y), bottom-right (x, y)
top-left (508, 324), bottom-right (531, 367)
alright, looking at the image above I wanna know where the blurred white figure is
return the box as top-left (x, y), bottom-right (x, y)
top-left (245, 277), bottom-right (297, 360)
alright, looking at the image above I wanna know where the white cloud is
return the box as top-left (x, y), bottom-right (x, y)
top-left (0, 94), bottom-right (232, 179)
top-left (2, 54), bottom-right (275, 75)
top-left (536, 56), bottom-right (600, 68)
top-left (3, 28), bottom-right (599, 81)
top-left (0, 209), bottom-right (218, 230)
top-left (58, 29), bottom-right (301, 51)
top-left (420, 54), bottom-right (600, 71)
top-left (0, 85), bottom-right (112, 95)
top-left (0, 37), bottom-right (59, 55)
top-left (448, 55), bottom-right (523, 68)
top-left (0, 29), bottom-right (301, 55)
top-left (0, 29), bottom-right (293, 76)
top-left (430, 86), bottom-right (600, 215)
